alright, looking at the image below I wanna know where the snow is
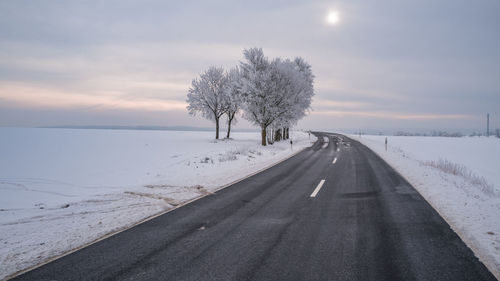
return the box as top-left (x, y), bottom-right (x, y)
top-left (0, 128), bottom-right (316, 279)
top-left (352, 134), bottom-right (500, 278)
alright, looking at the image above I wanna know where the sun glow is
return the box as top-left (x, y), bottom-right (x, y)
top-left (327, 10), bottom-right (340, 25)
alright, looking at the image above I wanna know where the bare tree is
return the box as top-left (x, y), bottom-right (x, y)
top-left (186, 66), bottom-right (228, 139)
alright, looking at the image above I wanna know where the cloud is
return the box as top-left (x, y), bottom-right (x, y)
top-left (312, 99), bottom-right (370, 111)
top-left (312, 110), bottom-right (474, 121)
top-left (0, 0), bottom-right (499, 130)
top-left (0, 41), bottom-right (246, 111)
top-left (0, 82), bottom-right (187, 111)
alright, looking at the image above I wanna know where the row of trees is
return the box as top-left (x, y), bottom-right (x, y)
top-left (187, 48), bottom-right (314, 146)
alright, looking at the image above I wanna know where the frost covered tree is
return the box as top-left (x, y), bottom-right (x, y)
top-left (238, 48), bottom-right (314, 146)
top-left (187, 66), bottom-right (228, 139)
top-left (223, 67), bottom-right (241, 139)
top-left (238, 48), bottom-right (282, 145)
top-left (280, 57), bottom-right (314, 139)
top-left (187, 48), bottom-right (314, 144)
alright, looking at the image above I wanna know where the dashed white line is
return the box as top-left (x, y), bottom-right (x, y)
top-left (322, 136), bottom-right (329, 148)
top-left (336, 147), bottom-right (340, 152)
top-left (332, 157), bottom-right (337, 164)
top-left (310, 179), bottom-right (326, 198)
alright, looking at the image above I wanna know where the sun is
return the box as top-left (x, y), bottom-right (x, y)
top-left (327, 10), bottom-right (340, 25)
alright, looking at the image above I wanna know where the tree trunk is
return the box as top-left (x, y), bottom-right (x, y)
top-left (215, 118), bottom-right (220, 139)
top-left (226, 116), bottom-right (233, 139)
top-left (274, 128), bottom-right (282, 141)
top-left (261, 126), bottom-right (267, 146)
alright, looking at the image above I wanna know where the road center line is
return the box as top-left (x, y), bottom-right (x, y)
top-left (322, 136), bottom-right (329, 148)
top-left (332, 157), bottom-right (337, 164)
top-left (310, 179), bottom-right (326, 198)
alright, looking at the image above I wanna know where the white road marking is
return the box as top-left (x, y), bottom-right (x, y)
top-left (322, 136), bottom-right (329, 148)
top-left (310, 179), bottom-right (326, 197)
top-left (332, 157), bottom-right (337, 164)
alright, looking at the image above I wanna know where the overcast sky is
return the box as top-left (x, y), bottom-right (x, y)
top-left (1, 0), bottom-right (499, 132)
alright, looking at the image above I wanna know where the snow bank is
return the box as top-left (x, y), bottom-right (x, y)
top-left (0, 128), bottom-right (316, 279)
top-left (352, 134), bottom-right (500, 278)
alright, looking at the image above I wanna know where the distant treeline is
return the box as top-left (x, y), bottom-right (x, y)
top-left (354, 129), bottom-right (500, 138)
top-left (392, 130), bottom-right (500, 137)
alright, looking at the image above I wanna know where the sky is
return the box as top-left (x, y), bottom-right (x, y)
top-left (1, 0), bottom-right (499, 133)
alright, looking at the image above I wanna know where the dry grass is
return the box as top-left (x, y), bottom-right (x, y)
top-left (424, 158), bottom-right (497, 197)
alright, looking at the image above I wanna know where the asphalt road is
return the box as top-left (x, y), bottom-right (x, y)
top-left (11, 132), bottom-right (496, 281)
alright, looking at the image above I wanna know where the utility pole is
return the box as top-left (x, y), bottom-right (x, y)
top-left (487, 113), bottom-right (490, 137)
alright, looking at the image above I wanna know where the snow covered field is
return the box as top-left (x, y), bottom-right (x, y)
top-left (0, 128), bottom-right (315, 279)
top-left (353, 134), bottom-right (500, 278)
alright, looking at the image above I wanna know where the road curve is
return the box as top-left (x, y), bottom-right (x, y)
top-left (10, 132), bottom-right (496, 281)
